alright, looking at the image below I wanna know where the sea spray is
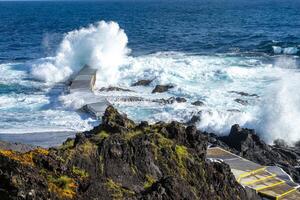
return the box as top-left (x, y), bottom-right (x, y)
top-left (255, 57), bottom-right (300, 144)
top-left (32, 21), bottom-right (129, 85)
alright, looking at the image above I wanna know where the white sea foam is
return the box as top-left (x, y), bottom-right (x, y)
top-left (99, 53), bottom-right (300, 144)
top-left (3, 22), bottom-right (300, 144)
top-left (31, 21), bottom-right (129, 85)
top-left (272, 46), bottom-right (299, 55)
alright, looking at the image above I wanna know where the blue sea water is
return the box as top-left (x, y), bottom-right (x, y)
top-left (0, 0), bottom-right (300, 145)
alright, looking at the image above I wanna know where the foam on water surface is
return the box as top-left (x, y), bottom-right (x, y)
top-left (1, 21), bottom-right (300, 145)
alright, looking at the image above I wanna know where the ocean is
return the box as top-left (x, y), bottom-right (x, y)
top-left (0, 0), bottom-right (300, 146)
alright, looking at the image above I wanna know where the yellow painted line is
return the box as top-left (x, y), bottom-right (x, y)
top-left (237, 167), bottom-right (267, 182)
top-left (276, 188), bottom-right (297, 199)
top-left (243, 174), bottom-right (276, 185)
top-left (256, 180), bottom-right (285, 191)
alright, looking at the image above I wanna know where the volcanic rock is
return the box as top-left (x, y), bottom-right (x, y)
top-left (0, 106), bottom-right (251, 200)
top-left (152, 84), bottom-right (174, 93)
top-left (131, 79), bottom-right (154, 87)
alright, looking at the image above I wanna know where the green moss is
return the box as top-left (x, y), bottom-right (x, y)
top-left (79, 140), bottom-right (97, 156)
top-left (124, 130), bottom-right (142, 140)
top-left (97, 130), bottom-right (109, 140)
top-left (105, 178), bottom-right (135, 199)
top-left (143, 175), bottom-right (156, 189)
top-left (60, 139), bottom-right (74, 150)
top-left (157, 134), bottom-right (173, 148)
top-left (175, 145), bottom-right (188, 159)
top-left (99, 155), bottom-right (104, 174)
top-left (130, 164), bottom-right (137, 174)
top-left (175, 145), bottom-right (190, 177)
top-left (72, 166), bottom-right (89, 178)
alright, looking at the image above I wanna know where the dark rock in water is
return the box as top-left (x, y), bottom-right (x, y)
top-left (219, 124), bottom-right (300, 183)
top-left (114, 96), bottom-right (146, 102)
top-left (174, 97), bottom-right (187, 103)
top-left (0, 106), bottom-right (250, 200)
top-left (192, 100), bottom-right (204, 106)
top-left (234, 98), bottom-right (249, 105)
top-left (131, 79), bottom-right (154, 86)
top-left (99, 86), bottom-right (133, 92)
top-left (229, 91), bottom-right (259, 98)
top-left (152, 84), bottom-right (174, 93)
top-left (153, 96), bottom-right (187, 104)
top-left (227, 109), bottom-right (241, 112)
top-left (187, 115), bottom-right (201, 125)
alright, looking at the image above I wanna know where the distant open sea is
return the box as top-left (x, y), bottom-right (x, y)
top-left (0, 0), bottom-right (300, 146)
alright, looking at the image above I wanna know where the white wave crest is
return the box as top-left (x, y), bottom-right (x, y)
top-left (32, 21), bottom-right (129, 85)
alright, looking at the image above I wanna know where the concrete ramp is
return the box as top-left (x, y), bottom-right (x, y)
top-left (207, 147), bottom-right (300, 200)
top-left (69, 65), bottom-right (110, 118)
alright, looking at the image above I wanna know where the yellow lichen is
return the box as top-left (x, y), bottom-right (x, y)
top-left (105, 178), bottom-right (135, 199)
top-left (143, 175), bottom-right (156, 189)
top-left (0, 148), bottom-right (49, 166)
top-left (48, 175), bottom-right (77, 199)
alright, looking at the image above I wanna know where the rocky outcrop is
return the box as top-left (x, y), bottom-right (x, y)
top-left (0, 106), bottom-right (250, 200)
top-left (131, 79), bottom-right (154, 87)
top-left (152, 84), bottom-right (174, 93)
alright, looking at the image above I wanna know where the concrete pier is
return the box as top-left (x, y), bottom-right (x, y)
top-left (69, 65), bottom-right (110, 118)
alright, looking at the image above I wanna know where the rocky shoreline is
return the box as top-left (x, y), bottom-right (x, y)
top-left (0, 106), bottom-right (299, 199)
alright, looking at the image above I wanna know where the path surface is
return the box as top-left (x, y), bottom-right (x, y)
top-left (207, 147), bottom-right (300, 200)
top-left (70, 65), bottom-right (110, 118)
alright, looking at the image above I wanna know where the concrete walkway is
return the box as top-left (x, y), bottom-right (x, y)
top-left (69, 65), bottom-right (110, 118)
top-left (207, 147), bottom-right (300, 200)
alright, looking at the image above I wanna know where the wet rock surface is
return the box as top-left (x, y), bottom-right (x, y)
top-left (191, 100), bottom-right (204, 106)
top-left (152, 84), bottom-right (174, 93)
top-left (99, 87), bottom-right (134, 92)
top-left (131, 79), bottom-right (154, 87)
top-left (229, 91), bottom-right (259, 98)
top-left (234, 98), bottom-right (249, 105)
top-left (0, 106), bottom-right (250, 200)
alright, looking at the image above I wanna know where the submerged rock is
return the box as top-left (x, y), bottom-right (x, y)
top-left (234, 98), bottom-right (249, 105)
top-left (229, 91), bottom-right (259, 98)
top-left (153, 97), bottom-right (187, 104)
top-left (191, 100), bottom-right (204, 106)
top-left (131, 79), bottom-right (154, 86)
top-left (0, 106), bottom-right (250, 200)
top-left (99, 86), bottom-right (133, 92)
top-left (152, 84), bottom-right (174, 93)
